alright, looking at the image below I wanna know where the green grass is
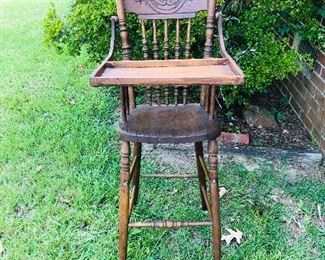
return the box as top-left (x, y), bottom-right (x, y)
top-left (0, 1), bottom-right (324, 259)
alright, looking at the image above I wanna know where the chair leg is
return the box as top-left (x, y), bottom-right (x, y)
top-left (119, 141), bottom-right (130, 260)
top-left (195, 142), bottom-right (208, 210)
top-left (132, 143), bottom-right (142, 206)
top-left (208, 140), bottom-right (221, 260)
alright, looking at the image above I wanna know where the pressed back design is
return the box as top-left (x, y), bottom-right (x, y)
top-left (124, 0), bottom-right (208, 19)
top-left (116, 0), bottom-right (217, 117)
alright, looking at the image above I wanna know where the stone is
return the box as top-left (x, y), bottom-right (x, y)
top-left (243, 105), bottom-right (278, 128)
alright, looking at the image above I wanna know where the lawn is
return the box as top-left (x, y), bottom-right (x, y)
top-left (0, 1), bottom-right (324, 259)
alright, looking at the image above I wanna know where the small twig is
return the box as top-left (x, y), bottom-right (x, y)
top-left (215, 94), bottom-right (223, 110)
top-left (317, 204), bottom-right (322, 220)
top-left (293, 217), bottom-right (302, 229)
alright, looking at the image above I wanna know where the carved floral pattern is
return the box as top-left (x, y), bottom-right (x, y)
top-left (136, 0), bottom-right (192, 13)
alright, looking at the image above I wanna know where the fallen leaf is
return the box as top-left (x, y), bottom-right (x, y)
top-left (0, 240), bottom-right (4, 255)
top-left (36, 165), bottom-right (43, 172)
top-left (58, 196), bottom-right (71, 205)
top-left (67, 98), bottom-right (76, 105)
top-left (221, 228), bottom-right (243, 245)
top-left (219, 187), bottom-right (228, 198)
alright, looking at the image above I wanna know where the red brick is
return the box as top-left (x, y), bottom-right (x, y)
top-left (321, 68), bottom-right (325, 79)
top-left (300, 112), bottom-right (313, 131)
top-left (314, 89), bottom-right (325, 108)
top-left (307, 94), bottom-right (320, 115)
top-left (315, 61), bottom-right (322, 75)
top-left (312, 127), bottom-right (322, 144)
top-left (320, 108), bottom-right (325, 128)
top-left (217, 132), bottom-right (250, 145)
top-left (310, 72), bottom-right (325, 93)
top-left (290, 85), bottom-right (310, 113)
top-left (318, 51), bottom-right (325, 66)
top-left (289, 96), bottom-right (302, 118)
top-left (298, 78), bottom-right (316, 97)
top-left (303, 77), bottom-right (318, 96)
top-left (320, 138), bottom-right (325, 154)
top-left (308, 109), bottom-right (323, 131)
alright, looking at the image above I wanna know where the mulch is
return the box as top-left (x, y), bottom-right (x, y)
top-left (217, 85), bottom-right (319, 151)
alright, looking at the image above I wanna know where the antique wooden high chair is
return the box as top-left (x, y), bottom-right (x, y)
top-left (91, 0), bottom-right (244, 259)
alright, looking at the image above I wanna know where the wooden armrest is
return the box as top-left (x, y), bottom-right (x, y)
top-left (90, 16), bottom-right (118, 81)
top-left (215, 12), bottom-right (245, 78)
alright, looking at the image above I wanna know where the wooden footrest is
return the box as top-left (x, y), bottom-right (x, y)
top-left (129, 221), bottom-right (212, 228)
top-left (142, 174), bottom-right (197, 179)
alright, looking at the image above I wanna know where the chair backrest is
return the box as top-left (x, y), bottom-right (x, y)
top-left (116, 0), bottom-right (217, 117)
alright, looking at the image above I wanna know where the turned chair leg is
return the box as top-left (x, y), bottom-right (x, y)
top-left (208, 140), bottom-right (221, 260)
top-left (132, 143), bottom-right (142, 206)
top-left (119, 141), bottom-right (130, 260)
top-left (195, 142), bottom-right (208, 210)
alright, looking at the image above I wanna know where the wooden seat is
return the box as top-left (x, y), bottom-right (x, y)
top-left (119, 105), bottom-right (221, 144)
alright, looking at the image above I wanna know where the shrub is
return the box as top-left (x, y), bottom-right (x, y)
top-left (43, 0), bottom-right (324, 106)
top-left (43, 3), bottom-right (64, 48)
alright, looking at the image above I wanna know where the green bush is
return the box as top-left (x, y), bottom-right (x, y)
top-left (43, 0), bottom-right (324, 106)
top-left (43, 3), bottom-right (64, 48)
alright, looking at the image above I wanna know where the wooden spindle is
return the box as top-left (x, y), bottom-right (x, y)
top-left (124, 86), bottom-right (129, 115)
top-left (174, 86), bottom-right (179, 106)
top-left (209, 85), bottom-right (216, 119)
top-left (116, 0), bottom-right (130, 60)
top-left (129, 221), bottom-right (212, 228)
top-left (155, 86), bottom-right (161, 106)
top-left (146, 86), bottom-right (152, 106)
top-left (185, 19), bottom-right (192, 59)
top-left (183, 87), bottom-right (188, 105)
top-left (127, 86), bottom-right (135, 110)
top-left (205, 86), bottom-right (210, 112)
top-left (200, 85), bottom-right (206, 106)
top-left (164, 87), bottom-right (169, 105)
top-left (175, 19), bottom-right (180, 59)
top-left (142, 20), bottom-right (152, 106)
top-left (204, 0), bottom-right (216, 58)
top-left (141, 20), bottom-right (149, 60)
top-left (153, 20), bottom-right (158, 60)
top-left (120, 87), bottom-right (127, 122)
top-left (164, 20), bottom-right (169, 60)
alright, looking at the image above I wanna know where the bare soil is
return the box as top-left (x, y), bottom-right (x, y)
top-left (216, 85), bottom-right (319, 151)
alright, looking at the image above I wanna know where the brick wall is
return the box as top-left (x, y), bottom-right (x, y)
top-left (276, 50), bottom-right (325, 154)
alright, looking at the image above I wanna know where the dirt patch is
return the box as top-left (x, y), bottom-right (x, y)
top-left (217, 85), bottom-right (319, 151)
top-left (143, 144), bottom-right (196, 173)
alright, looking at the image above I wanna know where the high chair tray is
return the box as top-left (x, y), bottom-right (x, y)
top-left (91, 58), bottom-right (244, 86)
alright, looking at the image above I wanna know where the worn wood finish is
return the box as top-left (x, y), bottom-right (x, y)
top-left (91, 1), bottom-right (245, 259)
top-left (132, 143), bottom-right (142, 205)
top-left (142, 174), bottom-right (197, 179)
top-left (124, 0), bottom-right (208, 20)
top-left (164, 20), bottom-right (169, 60)
top-left (129, 221), bottom-right (212, 228)
top-left (208, 140), bottom-right (221, 259)
top-left (185, 19), bottom-right (192, 59)
top-left (175, 19), bottom-right (180, 59)
top-left (119, 105), bottom-right (221, 144)
top-left (91, 58), bottom-right (244, 86)
top-left (118, 141), bottom-right (130, 260)
top-left (195, 142), bottom-right (208, 210)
